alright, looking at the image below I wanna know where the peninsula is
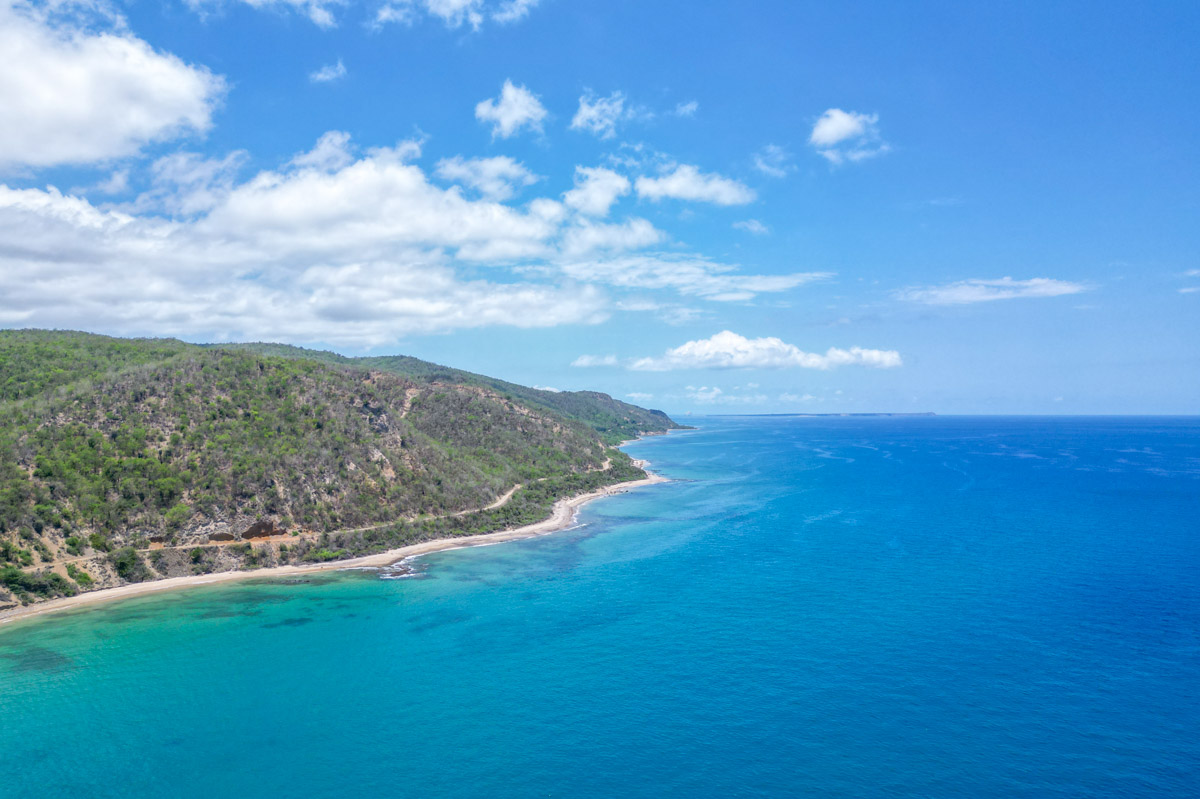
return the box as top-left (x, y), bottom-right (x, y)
top-left (0, 330), bottom-right (683, 615)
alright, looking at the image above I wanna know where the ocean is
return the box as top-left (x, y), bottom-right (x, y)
top-left (1, 416), bottom-right (1198, 797)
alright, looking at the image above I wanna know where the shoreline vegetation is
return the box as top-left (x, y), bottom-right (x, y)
top-left (0, 456), bottom-right (668, 627)
top-left (0, 330), bottom-right (687, 615)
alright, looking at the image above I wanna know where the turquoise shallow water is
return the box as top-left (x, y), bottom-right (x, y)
top-left (2, 416), bottom-right (1198, 797)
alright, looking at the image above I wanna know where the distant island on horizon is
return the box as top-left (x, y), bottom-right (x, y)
top-left (712, 412), bottom-right (938, 418)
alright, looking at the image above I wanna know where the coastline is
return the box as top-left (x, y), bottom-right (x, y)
top-left (0, 464), bottom-right (667, 628)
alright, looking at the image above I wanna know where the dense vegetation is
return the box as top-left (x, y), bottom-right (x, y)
top-left (0, 330), bottom-right (678, 605)
top-left (215, 342), bottom-right (683, 445)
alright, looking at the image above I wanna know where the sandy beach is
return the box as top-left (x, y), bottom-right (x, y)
top-left (0, 467), bottom-right (667, 627)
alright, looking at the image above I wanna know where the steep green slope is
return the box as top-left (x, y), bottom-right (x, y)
top-left (0, 330), bottom-right (673, 607)
top-left (0, 329), bottom-right (193, 401)
top-left (216, 342), bottom-right (684, 444)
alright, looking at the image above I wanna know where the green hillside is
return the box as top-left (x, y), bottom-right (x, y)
top-left (214, 341), bottom-right (681, 445)
top-left (0, 330), bottom-right (679, 607)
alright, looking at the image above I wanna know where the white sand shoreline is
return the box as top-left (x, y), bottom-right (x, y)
top-left (0, 466), bottom-right (667, 628)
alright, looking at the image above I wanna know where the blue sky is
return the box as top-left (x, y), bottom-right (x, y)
top-left (1, 0), bottom-right (1197, 414)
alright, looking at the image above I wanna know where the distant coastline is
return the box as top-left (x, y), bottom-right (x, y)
top-left (0, 461), bottom-right (668, 628)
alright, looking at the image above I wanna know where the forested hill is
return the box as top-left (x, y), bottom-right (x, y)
top-left (0, 330), bottom-right (681, 608)
top-left (212, 342), bottom-right (679, 445)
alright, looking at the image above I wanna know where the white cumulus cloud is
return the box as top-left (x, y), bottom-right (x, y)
top-left (475, 80), bottom-right (547, 139)
top-left (630, 331), bottom-right (902, 371)
top-left (898, 277), bottom-right (1089, 305)
top-left (0, 2), bottom-right (225, 171)
top-left (0, 133), bottom-right (613, 346)
top-left (635, 164), bottom-right (755, 206)
top-left (809, 108), bottom-right (889, 165)
top-left (435, 155), bottom-right (539, 200)
top-left (562, 166), bottom-right (631, 217)
top-left (289, 130), bottom-right (355, 172)
top-left (2, 113), bottom-right (827, 347)
top-left (560, 218), bottom-right (664, 258)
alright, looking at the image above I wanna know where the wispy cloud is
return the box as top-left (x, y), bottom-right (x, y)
top-left (615, 299), bottom-right (701, 326)
top-left (435, 155), bottom-right (539, 200)
top-left (733, 219), bottom-right (769, 235)
top-left (630, 331), bottom-right (902, 371)
top-left (492, 0), bottom-right (540, 24)
top-left (72, 169), bottom-right (131, 197)
top-left (635, 164), bottom-right (755, 206)
top-left (570, 91), bottom-right (635, 139)
top-left (374, 0), bottom-right (541, 30)
top-left (898, 277), bottom-right (1088, 305)
top-left (187, 0), bottom-right (343, 28)
top-left (752, 144), bottom-right (793, 178)
top-left (134, 150), bottom-right (249, 216)
top-left (309, 59), bottom-right (347, 83)
top-left (673, 100), bottom-right (699, 117)
top-left (685, 385), bottom-right (768, 405)
top-left (1179, 269), bottom-right (1200, 293)
top-left (557, 255), bottom-right (827, 302)
top-left (571, 354), bottom-right (618, 367)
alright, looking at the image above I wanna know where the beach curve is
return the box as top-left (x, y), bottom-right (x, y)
top-left (0, 463), bottom-right (667, 627)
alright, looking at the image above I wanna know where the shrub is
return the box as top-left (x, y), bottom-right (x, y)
top-left (66, 563), bottom-right (94, 587)
top-left (303, 548), bottom-right (347, 563)
top-left (108, 547), bottom-right (150, 582)
top-left (0, 565), bottom-right (76, 598)
top-left (164, 502), bottom-right (192, 530)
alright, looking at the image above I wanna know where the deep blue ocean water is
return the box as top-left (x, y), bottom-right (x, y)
top-left (1, 416), bottom-right (1198, 797)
